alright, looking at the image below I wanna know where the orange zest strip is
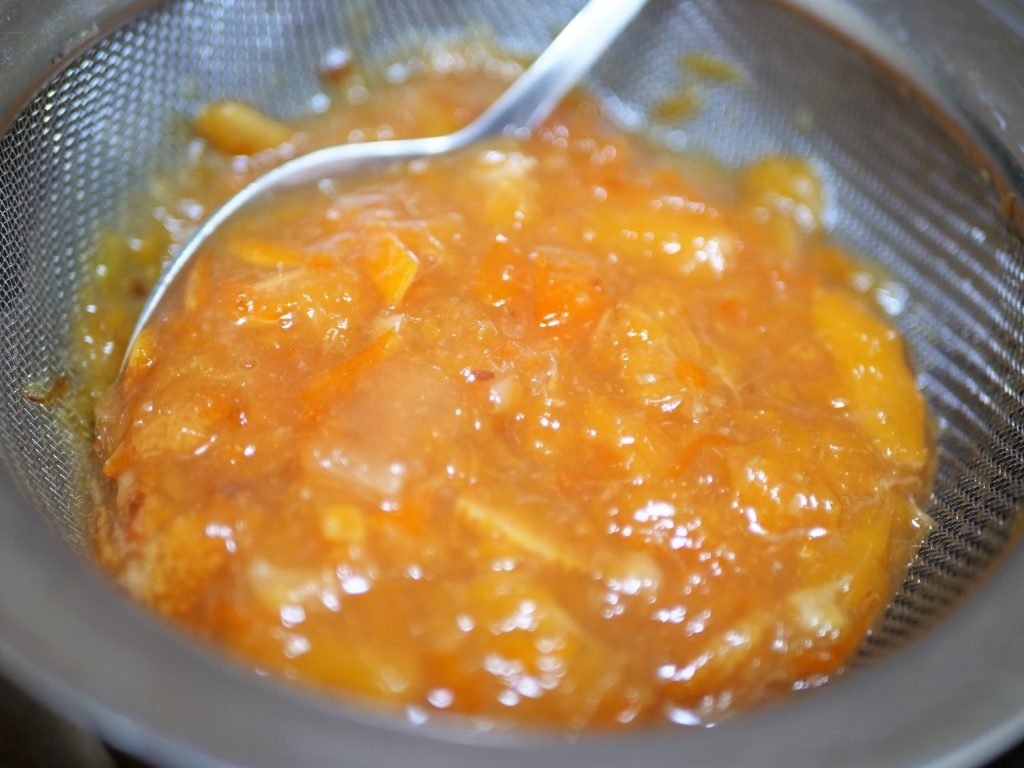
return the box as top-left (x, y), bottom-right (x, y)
top-left (299, 329), bottom-right (398, 418)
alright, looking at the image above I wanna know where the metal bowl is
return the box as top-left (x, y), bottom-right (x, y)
top-left (2, 1), bottom-right (1024, 766)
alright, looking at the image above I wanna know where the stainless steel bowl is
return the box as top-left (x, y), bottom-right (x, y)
top-left (2, 1), bottom-right (1024, 766)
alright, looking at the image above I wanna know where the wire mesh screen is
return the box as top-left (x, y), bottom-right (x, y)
top-left (0, 0), bottom-right (1022, 659)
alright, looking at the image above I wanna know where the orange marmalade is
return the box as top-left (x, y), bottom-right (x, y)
top-left (88, 52), bottom-right (932, 728)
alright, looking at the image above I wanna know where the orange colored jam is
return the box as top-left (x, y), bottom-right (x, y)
top-left (88, 51), bottom-right (932, 728)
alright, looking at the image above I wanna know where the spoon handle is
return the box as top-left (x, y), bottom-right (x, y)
top-left (122, 0), bottom-right (649, 369)
top-left (464, 0), bottom-right (650, 139)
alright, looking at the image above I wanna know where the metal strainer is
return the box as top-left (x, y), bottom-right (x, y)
top-left (2, 1), bottom-right (1024, 766)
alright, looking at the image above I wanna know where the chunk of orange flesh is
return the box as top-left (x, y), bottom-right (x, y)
top-left (365, 233), bottom-right (420, 305)
top-left (130, 513), bottom-right (229, 617)
top-left (194, 101), bottom-right (293, 156)
top-left (786, 498), bottom-right (921, 678)
top-left (813, 288), bottom-right (927, 468)
top-left (533, 252), bottom-right (607, 335)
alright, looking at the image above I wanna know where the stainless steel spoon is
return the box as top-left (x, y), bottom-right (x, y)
top-left (123, 0), bottom-right (649, 365)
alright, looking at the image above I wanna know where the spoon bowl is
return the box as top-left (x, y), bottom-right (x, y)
top-left (124, 0), bottom-right (649, 364)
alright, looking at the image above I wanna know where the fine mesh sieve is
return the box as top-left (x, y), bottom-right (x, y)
top-left (1, 1), bottom-right (1024, 767)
